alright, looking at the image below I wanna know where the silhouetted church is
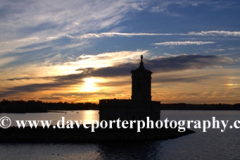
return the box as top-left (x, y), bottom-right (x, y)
top-left (99, 55), bottom-right (161, 121)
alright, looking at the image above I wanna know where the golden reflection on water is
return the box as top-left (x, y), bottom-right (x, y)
top-left (81, 110), bottom-right (99, 124)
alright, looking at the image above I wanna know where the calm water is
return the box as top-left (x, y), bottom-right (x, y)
top-left (0, 110), bottom-right (240, 160)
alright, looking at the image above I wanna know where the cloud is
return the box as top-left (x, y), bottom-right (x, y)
top-left (187, 31), bottom-right (240, 37)
top-left (81, 54), bottom-right (232, 76)
top-left (149, 0), bottom-right (238, 13)
top-left (0, 56), bottom-right (17, 67)
top-left (0, 1), bottom-right (155, 72)
top-left (153, 41), bottom-right (215, 46)
top-left (1, 29), bottom-right (239, 71)
top-left (153, 75), bottom-right (216, 83)
top-left (78, 32), bottom-right (174, 38)
top-left (149, 0), bottom-right (204, 13)
top-left (1, 54), bottom-right (232, 98)
top-left (39, 97), bottom-right (62, 100)
top-left (0, 76), bottom-right (84, 98)
top-left (74, 50), bottom-right (148, 69)
top-left (0, 0), bottom-right (148, 42)
top-left (0, 0), bottom-right (146, 58)
top-left (0, 0), bottom-right (140, 39)
top-left (0, 0), bottom-right (239, 62)
top-left (77, 31), bottom-right (240, 39)
top-left (7, 77), bottom-right (33, 81)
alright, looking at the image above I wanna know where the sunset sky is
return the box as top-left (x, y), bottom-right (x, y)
top-left (0, 0), bottom-right (239, 104)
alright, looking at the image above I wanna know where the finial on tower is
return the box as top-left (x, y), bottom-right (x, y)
top-left (140, 55), bottom-right (144, 67)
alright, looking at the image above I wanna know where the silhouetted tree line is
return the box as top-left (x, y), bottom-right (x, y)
top-left (0, 99), bottom-right (239, 113)
top-left (160, 103), bottom-right (240, 110)
top-left (0, 99), bottom-right (98, 113)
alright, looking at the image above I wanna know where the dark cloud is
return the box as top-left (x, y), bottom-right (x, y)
top-left (52, 92), bottom-right (114, 97)
top-left (77, 62), bottom-right (137, 77)
top-left (96, 80), bottom-right (131, 87)
top-left (18, 22), bottom-right (59, 35)
top-left (0, 0), bottom-right (33, 20)
top-left (175, 92), bottom-right (200, 96)
top-left (1, 77), bottom-right (83, 98)
top-left (7, 77), bottom-right (33, 81)
top-left (146, 55), bottom-right (231, 72)
top-left (17, 41), bottom-right (50, 51)
top-left (152, 75), bottom-right (217, 83)
top-left (1, 54), bottom-right (232, 98)
top-left (78, 54), bottom-right (231, 77)
top-left (0, 47), bottom-right (53, 69)
top-left (39, 97), bottom-right (62, 100)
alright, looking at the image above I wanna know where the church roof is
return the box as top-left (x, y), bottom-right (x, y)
top-left (131, 55), bottom-right (152, 74)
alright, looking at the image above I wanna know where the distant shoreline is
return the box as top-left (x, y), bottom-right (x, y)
top-left (0, 100), bottom-right (239, 113)
top-left (1, 109), bottom-right (240, 114)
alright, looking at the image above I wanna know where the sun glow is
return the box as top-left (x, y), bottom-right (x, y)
top-left (225, 84), bottom-right (239, 87)
top-left (81, 78), bottom-right (101, 92)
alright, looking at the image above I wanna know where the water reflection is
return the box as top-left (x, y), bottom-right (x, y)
top-left (0, 111), bottom-right (240, 160)
top-left (97, 141), bottom-right (163, 160)
top-left (82, 110), bottom-right (99, 123)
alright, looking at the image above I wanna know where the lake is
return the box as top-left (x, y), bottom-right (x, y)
top-left (0, 110), bottom-right (240, 160)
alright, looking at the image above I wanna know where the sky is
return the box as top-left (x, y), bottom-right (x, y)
top-left (0, 0), bottom-right (239, 104)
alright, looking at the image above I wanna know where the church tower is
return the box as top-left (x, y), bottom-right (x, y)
top-left (131, 55), bottom-right (152, 101)
top-left (99, 55), bottom-right (160, 122)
